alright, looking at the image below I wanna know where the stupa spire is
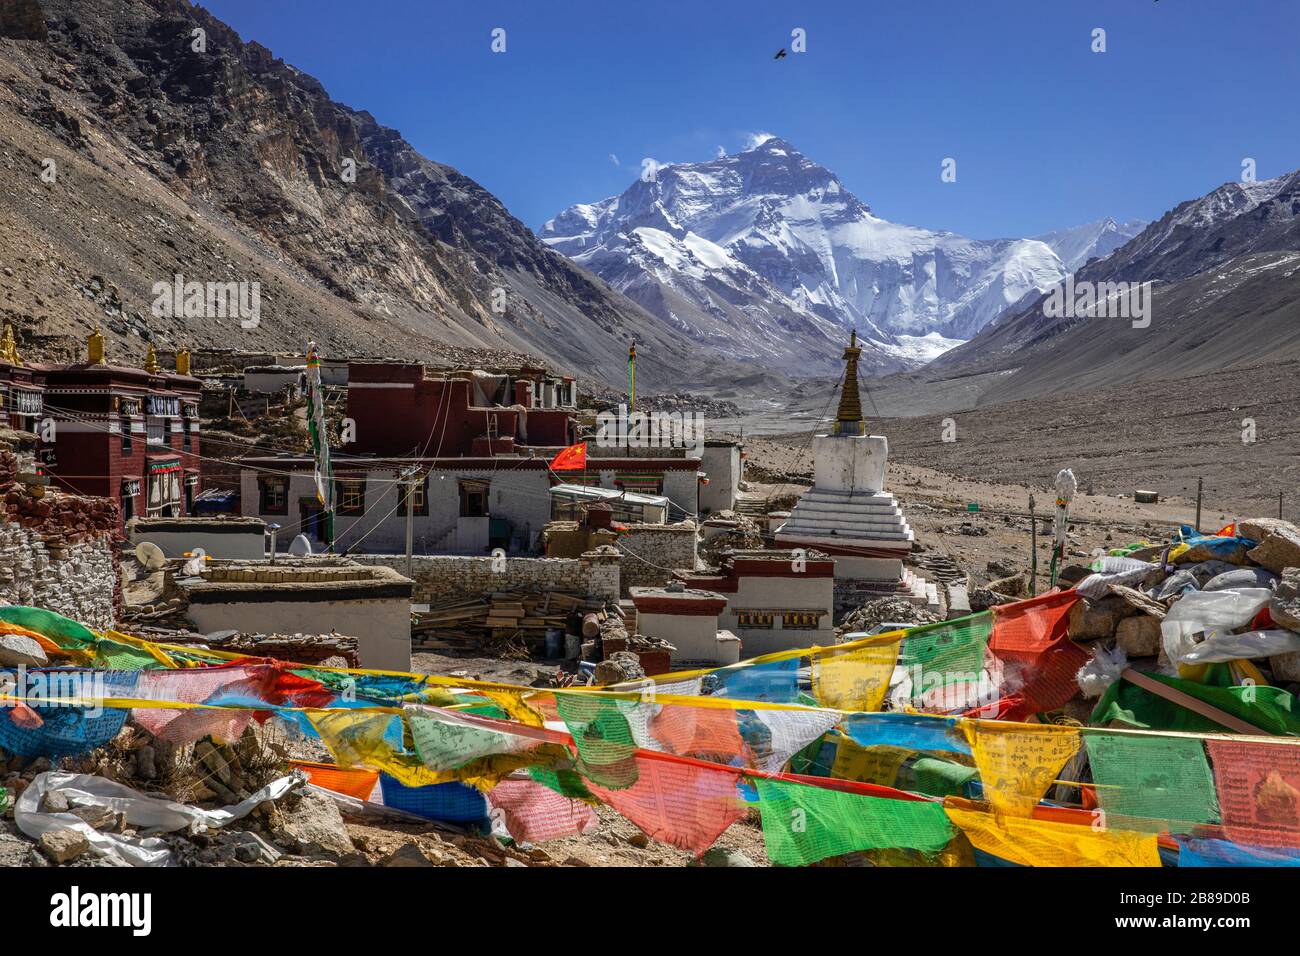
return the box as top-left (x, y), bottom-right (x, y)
top-left (833, 329), bottom-right (865, 436)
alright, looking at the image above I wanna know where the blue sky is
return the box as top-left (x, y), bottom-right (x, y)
top-left (200, 0), bottom-right (1300, 238)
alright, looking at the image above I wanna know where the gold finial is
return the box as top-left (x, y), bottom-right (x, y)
top-left (0, 323), bottom-right (21, 367)
top-left (833, 329), bottom-right (866, 436)
top-left (176, 347), bottom-right (191, 376)
top-left (144, 343), bottom-right (160, 374)
top-left (88, 326), bottom-right (107, 365)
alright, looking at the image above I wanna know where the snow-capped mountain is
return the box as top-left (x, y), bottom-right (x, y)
top-left (1032, 217), bottom-right (1147, 272)
top-left (931, 167), bottom-right (1300, 403)
top-left (540, 136), bottom-right (1070, 368)
top-left (1081, 171), bottom-right (1300, 284)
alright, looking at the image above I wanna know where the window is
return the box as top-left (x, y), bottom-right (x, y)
top-left (182, 419), bottom-right (191, 452)
top-left (121, 419), bottom-right (133, 454)
top-left (614, 473), bottom-right (663, 495)
top-left (782, 611), bottom-right (822, 630)
top-left (400, 477), bottom-right (429, 516)
top-left (737, 610), bottom-right (774, 629)
top-left (258, 476), bottom-right (289, 515)
top-left (121, 493), bottom-right (134, 522)
top-left (337, 479), bottom-right (366, 517)
top-left (458, 480), bottom-right (488, 518)
top-left (147, 418), bottom-right (167, 446)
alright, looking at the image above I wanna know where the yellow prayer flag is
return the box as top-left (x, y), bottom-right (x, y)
top-left (831, 739), bottom-right (913, 787)
top-left (945, 801), bottom-right (1162, 867)
top-left (812, 642), bottom-right (898, 711)
top-left (964, 719), bottom-right (1080, 817)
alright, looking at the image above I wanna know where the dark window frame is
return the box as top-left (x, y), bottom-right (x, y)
top-left (258, 476), bottom-right (289, 515)
top-left (458, 480), bottom-right (489, 518)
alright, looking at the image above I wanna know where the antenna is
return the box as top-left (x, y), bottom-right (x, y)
top-left (134, 540), bottom-right (166, 571)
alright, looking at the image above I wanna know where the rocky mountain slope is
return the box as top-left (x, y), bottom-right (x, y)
top-left (540, 136), bottom-right (1071, 370)
top-left (0, 0), bottom-right (730, 389)
top-left (924, 169), bottom-right (1300, 405)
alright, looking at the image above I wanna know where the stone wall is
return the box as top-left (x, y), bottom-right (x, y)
top-left (0, 448), bottom-right (120, 628)
top-left (351, 548), bottom-right (620, 605)
top-left (615, 522), bottom-right (698, 595)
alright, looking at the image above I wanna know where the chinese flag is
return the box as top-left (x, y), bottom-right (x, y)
top-left (549, 441), bottom-right (587, 471)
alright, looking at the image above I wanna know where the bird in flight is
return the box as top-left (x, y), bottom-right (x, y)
top-left (774, 48), bottom-right (787, 60)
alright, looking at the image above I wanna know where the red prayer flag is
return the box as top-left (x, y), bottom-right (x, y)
top-left (549, 442), bottom-right (587, 471)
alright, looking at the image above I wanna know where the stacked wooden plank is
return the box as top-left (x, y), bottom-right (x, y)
top-left (411, 590), bottom-right (607, 654)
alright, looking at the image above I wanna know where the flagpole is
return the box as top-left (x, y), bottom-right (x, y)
top-left (628, 339), bottom-right (636, 413)
top-left (306, 341), bottom-right (335, 552)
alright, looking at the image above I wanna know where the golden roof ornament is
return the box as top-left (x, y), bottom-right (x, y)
top-left (88, 326), bottom-right (107, 365)
top-left (832, 329), bottom-right (866, 437)
top-left (176, 347), bottom-right (192, 376)
top-left (144, 343), bottom-right (160, 374)
top-left (0, 323), bottom-right (21, 367)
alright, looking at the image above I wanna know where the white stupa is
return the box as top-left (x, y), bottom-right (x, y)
top-left (776, 331), bottom-right (931, 605)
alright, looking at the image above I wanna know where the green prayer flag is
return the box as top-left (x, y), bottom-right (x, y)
top-left (1085, 732), bottom-right (1220, 833)
top-left (755, 777), bottom-right (953, 866)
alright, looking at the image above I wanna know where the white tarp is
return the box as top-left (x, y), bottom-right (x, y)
top-left (16, 771), bottom-right (298, 867)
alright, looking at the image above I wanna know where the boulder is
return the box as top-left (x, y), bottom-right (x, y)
top-left (986, 559), bottom-right (1019, 579)
top-left (381, 843), bottom-right (437, 867)
top-left (1271, 569), bottom-right (1300, 632)
top-left (1056, 564), bottom-right (1095, 588)
top-left (1204, 568), bottom-right (1279, 592)
top-left (1116, 615), bottom-right (1162, 658)
top-left (1270, 651), bottom-right (1300, 683)
top-left (216, 830), bottom-right (281, 865)
top-left (1068, 595), bottom-right (1137, 642)
top-left (697, 846), bottom-right (757, 867)
top-left (969, 588), bottom-right (1016, 612)
top-left (1248, 528), bottom-right (1300, 574)
top-left (0, 822), bottom-right (36, 867)
top-left (593, 651), bottom-right (645, 686)
top-left (38, 829), bottom-right (89, 865)
top-left (0, 634), bottom-right (47, 668)
top-left (1238, 518), bottom-right (1300, 543)
top-left (987, 572), bottom-right (1027, 598)
top-left (273, 789), bottom-right (354, 857)
top-left (1108, 585), bottom-right (1167, 619)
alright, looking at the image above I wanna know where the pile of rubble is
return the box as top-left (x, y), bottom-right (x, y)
top-left (1067, 517), bottom-right (1300, 692)
top-left (837, 596), bottom-right (942, 638)
top-left (699, 510), bottom-right (765, 565)
top-left (0, 720), bottom-right (554, 869)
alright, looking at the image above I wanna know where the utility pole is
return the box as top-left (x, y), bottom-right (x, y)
top-left (1195, 476), bottom-right (1203, 533)
top-left (402, 466), bottom-right (418, 578)
top-left (1029, 493), bottom-right (1037, 596)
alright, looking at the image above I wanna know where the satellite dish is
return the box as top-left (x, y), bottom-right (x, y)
top-left (288, 534), bottom-right (313, 557)
top-left (134, 541), bottom-right (166, 571)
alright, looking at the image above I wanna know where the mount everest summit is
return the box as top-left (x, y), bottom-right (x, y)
top-left (540, 136), bottom-right (1126, 373)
